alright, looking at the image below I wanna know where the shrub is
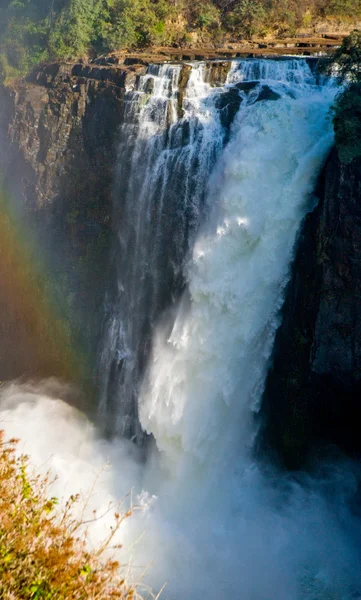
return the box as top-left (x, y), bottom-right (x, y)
top-left (100, 0), bottom-right (172, 49)
top-left (325, 31), bottom-right (361, 163)
top-left (332, 84), bottom-right (361, 163)
top-left (0, 430), bottom-right (149, 599)
top-left (327, 29), bottom-right (361, 83)
top-left (0, 53), bottom-right (8, 84)
top-left (325, 0), bottom-right (361, 18)
top-left (49, 0), bottom-right (103, 60)
top-left (225, 0), bottom-right (267, 38)
top-left (189, 1), bottom-right (220, 31)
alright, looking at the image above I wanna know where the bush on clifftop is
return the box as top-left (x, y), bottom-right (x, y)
top-left (333, 83), bottom-right (361, 164)
top-left (0, 430), bottom-right (145, 600)
top-left (326, 30), bottom-right (361, 163)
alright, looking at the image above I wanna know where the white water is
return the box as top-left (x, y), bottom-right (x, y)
top-left (139, 68), bottom-right (334, 465)
top-left (227, 58), bottom-right (319, 85)
top-left (2, 60), bottom-right (361, 599)
top-left (99, 63), bottom-right (228, 438)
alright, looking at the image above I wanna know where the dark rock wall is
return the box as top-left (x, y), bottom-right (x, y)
top-left (263, 150), bottom-right (361, 468)
top-left (0, 63), bottom-right (134, 385)
top-left (0, 59), bottom-right (232, 390)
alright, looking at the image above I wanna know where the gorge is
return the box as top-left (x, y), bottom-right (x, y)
top-left (0, 55), bottom-right (361, 599)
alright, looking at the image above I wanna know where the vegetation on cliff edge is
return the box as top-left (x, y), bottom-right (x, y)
top-left (0, 429), bottom-right (149, 599)
top-left (325, 30), bottom-right (361, 163)
top-left (1, 0), bottom-right (361, 79)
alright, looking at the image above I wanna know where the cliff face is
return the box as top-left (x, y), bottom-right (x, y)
top-left (0, 62), bottom-right (142, 383)
top-left (2, 59), bottom-right (361, 458)
top-left (0, 59), bottom-right (236, 387)
top-left (263, 150), bottom-right (361, 468)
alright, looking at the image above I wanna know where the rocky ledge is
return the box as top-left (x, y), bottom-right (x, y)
top-left (91, 35), bottom-right (343, 65)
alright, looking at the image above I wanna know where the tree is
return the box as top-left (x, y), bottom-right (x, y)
top-left (328, 29), bottom-right (361, 83)
top-left (326, 31), bottom-right (361, 163)
top-left (225, 0), bottom-right (267, 38)
top-left (49, 0), bottom-right (103, 59)
top-left (325, 0), bottom-right (361, 17)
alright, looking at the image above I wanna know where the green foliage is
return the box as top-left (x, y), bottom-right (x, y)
top-left (328, 29), bottom-right (361, 82)
top-left (49, 0), bottom-right (103, 59)
top-left (327, 31), bottom-right (361, 163)
top-left (189, 0), bottom-right (220, 30)
top-left (0, 0), bottom-right (52, 76)
top-left (325, 0), bottom-right (361, 18)
top-left (266, 0), bottom-right (299, 35)
top-left (0, 0), bottom-right (177, 70)
top-left (0, 430), bottom-right (147, 599)
top-left (333, 84), bottom-right (361, 163)
top-left (225, 0), bottom-right (267, 38)
top-left (2, 0), bottom-right (361, 77)
top-left (99, 0), bottom-right (174, 49)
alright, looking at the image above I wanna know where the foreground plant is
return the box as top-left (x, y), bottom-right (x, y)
top-left (0, 430), bottom-right (152, 600)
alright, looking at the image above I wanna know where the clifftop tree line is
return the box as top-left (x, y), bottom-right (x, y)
top-left (1, 0), bottom-right (361, 78)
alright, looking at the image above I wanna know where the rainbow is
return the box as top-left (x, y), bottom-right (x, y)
top-left (0, 187), bottom-right (86, 385)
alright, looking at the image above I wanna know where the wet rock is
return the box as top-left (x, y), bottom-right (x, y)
top-left (124, 57), bottom-right (149, 67)
top-left (0, 62), bottom-right (127, 383)
top-left (182, 54), bottom-right (195, 61)
top-left (177, 64), bottom-right (192, 119)
top-left (143, 77), bottom-right (155, 95)
top-left (92, 55), bottom-right (120, 66)
top-left (235, 81), bottom-right (259, 93)
top-left (257, 85), bottom-right (281, 102)
top-left (235, 82), bottom-right (281, 102)
top-left (214, 88), bottom-right (243, 137)
top-left (263, 150), bottom-right (361, 468)
top-left (205, 61), bottom-right (232, 87)
top-left (71, 64), bottom-right (128, 87)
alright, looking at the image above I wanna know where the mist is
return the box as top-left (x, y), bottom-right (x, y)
top-left (1, 380), bottom-right (361, 600)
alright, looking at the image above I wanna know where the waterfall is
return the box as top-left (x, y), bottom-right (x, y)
top-left (98, 57), bottom-right (330, 444)
top-left (98, 62), bottom-right (237, 439)
top-left (139, 59), bottom-right (335, 466)
top-left (227, 57), bottom-right (321, 85)
top-left (2, 58), bottom-right (361, 600)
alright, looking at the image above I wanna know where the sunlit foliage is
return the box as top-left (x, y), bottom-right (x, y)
top-left (325, 31), bottom-right (361, 163)
top-left (1, 0), bottom-right (361, 78)
top-left (0, 430), bottom-right (146, 599)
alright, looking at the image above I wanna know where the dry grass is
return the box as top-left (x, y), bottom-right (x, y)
top-left (0, 430), bottom-right (155, 600)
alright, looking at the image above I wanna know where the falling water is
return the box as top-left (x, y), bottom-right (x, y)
top-left (139, 58), bottom-right (335, 465)
top-left (98, 58), bottom-right (332, 445)
top-left (98, 62), bottom-right (238, 439)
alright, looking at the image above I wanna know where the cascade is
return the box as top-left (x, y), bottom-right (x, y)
top-left (139, 58), bottom-right (336, 466)
top-left (2, 58), bottom-right (361, 600)
top-left (98, 62), bottom-right (237, 439)
top-left (98, 58), bottom-right (330, 444)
